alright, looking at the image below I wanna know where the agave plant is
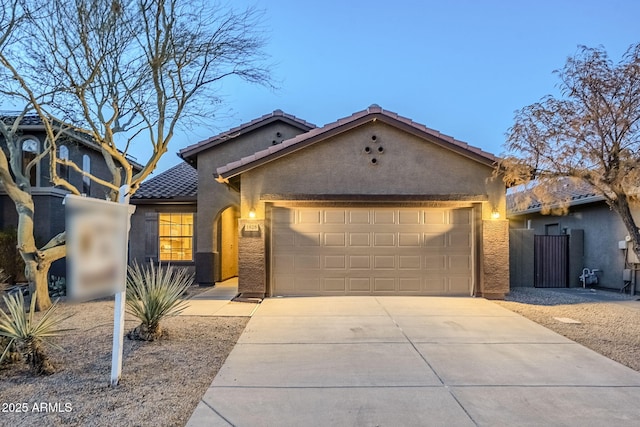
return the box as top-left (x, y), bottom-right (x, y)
top-left (0, 292), bottom-right (72, 375)
top-left (125, 261), bottom-right (193, 341)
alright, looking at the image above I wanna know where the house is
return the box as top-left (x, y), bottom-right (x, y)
top-left (0, 114), bottom-right (141, 280)
top-left (131, 105), bottom-right (509, 298)
top-left (507, 179), bottom-right (639, 293)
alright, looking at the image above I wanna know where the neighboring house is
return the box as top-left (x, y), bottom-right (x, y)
top-left (0, 114), bottom-right (141, 279)
top-left (508, 180), bottom-right (639, 293)
top-left (132, 105), bottom-right (509, 299)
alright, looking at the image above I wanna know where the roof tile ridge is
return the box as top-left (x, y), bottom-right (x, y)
top-left (182, 109), bottom-right (316, 153)
top-left (382, 109), bottom-right (497, 161)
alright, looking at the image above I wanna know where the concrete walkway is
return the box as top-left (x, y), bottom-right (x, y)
top-left (187, 296), bottom-right (640, 426)
top-left (179, 278), bottom-right (260, 317)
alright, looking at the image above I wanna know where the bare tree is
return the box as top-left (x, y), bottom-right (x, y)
top-left (501, 44), bottom-right (640, 259)
top-left (0, 1), bottom-right (66, 310)
top-left (0, 0), bottom-right (271, 310)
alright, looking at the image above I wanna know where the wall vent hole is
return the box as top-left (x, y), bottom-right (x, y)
top-left (364, 146), bottom-right (371, 153)
top-left (371, 135), bottom-right (377, 141)
top-left (377, 146), bottom-right (384, 153)
top-left (371, 158), bottom-right (377, 164)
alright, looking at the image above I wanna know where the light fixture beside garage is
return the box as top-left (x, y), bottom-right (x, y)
top-left (249, 210), bottom-right (256, 219)
top-left (491, 210), bottom-right (501, 219)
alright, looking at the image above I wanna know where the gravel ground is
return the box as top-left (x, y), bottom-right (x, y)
top-left (2, 286), bottom-right (639, 426)
top-left (0, 287), bottom-right (248, 427)
top-left (494, 287), bottom-right (640, 372)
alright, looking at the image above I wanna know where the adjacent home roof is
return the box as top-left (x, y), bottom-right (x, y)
top-left (178, 109), bottom-right (316, 166)
top-left (132, 162), bottom-right (197, 201)
top-left (507, 178), bottom-right (604, 215)
top-left (0, 112), bottom-right (144, 170)
top-left (216, 105), bottom-right (498, 180)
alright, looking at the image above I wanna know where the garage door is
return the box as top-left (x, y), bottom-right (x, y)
top-left (271, 207), bottom-right (473, 296)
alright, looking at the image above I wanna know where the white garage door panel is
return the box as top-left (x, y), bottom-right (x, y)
top-left (271, 207), bottom-right (473, 296)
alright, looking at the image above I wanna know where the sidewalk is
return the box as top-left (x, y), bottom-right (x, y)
top-left (179, 278), bottom-right (260, 317)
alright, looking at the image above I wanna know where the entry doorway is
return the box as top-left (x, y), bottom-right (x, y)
top-left (218, 206), bottom-right (239, 281)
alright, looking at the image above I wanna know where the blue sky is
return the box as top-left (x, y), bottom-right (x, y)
top-left (146, 0), bottom-right (640, 174)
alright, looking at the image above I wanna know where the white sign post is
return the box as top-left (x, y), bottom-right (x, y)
top-left (65, 185), bottom-right (134, 386)
top-left (111, 185), bottom-right (131, 386)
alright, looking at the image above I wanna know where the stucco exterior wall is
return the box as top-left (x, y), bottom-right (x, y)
top-left (234, 122), bottom-right (508, 297)
top-left (242, 122), bottom-right (495, 205)
top-left (192, 121), bottom-right (309, 284)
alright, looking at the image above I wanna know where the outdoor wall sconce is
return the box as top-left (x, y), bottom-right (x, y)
top-left (249, 210), bottom-right (256, 219)
top-left (491, 210), bottom-right (500, 220)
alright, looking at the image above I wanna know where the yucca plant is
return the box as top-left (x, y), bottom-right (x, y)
top-left (0, 292), bottom-right (72, 375)
top-left (0, 270), bottom-right (18, 368)
top-left (125, 261), bottom-right (193, 341)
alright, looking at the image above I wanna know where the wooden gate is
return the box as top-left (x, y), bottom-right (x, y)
top-left (534, 235), bottom-right (569, 288)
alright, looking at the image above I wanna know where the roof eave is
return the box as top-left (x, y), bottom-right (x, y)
top-left (507, 194), bottom-right (606, 217)
top-left (131, 195), bottom-right (197, 205)
top-left (179, 114), bottom-right (316, 162)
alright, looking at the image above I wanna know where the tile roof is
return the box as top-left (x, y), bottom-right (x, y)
top-left (0, 112), bottom-right (144, 170)
top-left (507, 178), bottom-right (603, 215)
top-left (179, 109), bottom-right (316, 162)
top-left (133, 162), bottom-right (197, 200)
top-left (216, 104), bottom-right (499, 179)
top-left (0, 113), bottom-right (43, 126)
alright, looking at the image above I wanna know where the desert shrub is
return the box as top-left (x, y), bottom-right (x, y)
top-left (0, 228), bottom-right (26, 284)
top-left (0, 293), bottom-right (72, 375)
top-left (48, 275), bottom-right (66, 298)
top-left (125, 261), bottom-right (193, 341)
top-left (0, 269), bottom-right (8, 293)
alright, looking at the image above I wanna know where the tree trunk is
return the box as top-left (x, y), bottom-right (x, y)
top-left (24, 259), bottom-right (53, 312)
top-left (612, 195), bottom-right (640, 263)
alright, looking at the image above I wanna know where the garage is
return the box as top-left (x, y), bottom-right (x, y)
top-left (214, 105), bottom-right (509, 299)
top-left (271, 206), bottom-right (474, 296)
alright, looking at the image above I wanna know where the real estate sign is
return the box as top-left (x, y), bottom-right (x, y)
top-left (65, 194), bottom-right (136, 301)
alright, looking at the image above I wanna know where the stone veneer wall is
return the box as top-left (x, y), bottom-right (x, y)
top-left (480, 219), bottom-right (510, 298)
top-left (237, 218), bottom-right (266, 297)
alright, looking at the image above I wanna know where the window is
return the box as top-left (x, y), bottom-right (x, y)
top-left (82, 155), bottom-right (91, 195)
top-left (58, 145), bottom-right (70, 181)
top-left (159, 213), bottom-right (194, 261)
top-left (21, 138), bottom-right (39, 186)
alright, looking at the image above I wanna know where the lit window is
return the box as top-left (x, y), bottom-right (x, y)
top-left (21, 138), bottom-right (39, 186)
top-left (58, 145), bottom-right (69, 181)
top-left (82, 155), bottom-right (91, 195)
top-left (158, 213), bottom-right (194, 261)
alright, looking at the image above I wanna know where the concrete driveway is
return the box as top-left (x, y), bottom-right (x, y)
top-left (187, 296), bottom-right (640, 426)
